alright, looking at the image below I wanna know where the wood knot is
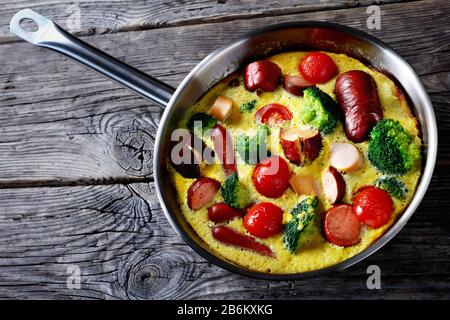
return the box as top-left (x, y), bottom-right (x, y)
top-left (124, 246), bottom-right (204, 299)
top-left (104, 186), bottom-right (153, 226)
top-left (113, 123), bottom-right (155, 177)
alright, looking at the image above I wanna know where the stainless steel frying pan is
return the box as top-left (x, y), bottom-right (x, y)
top-left (10, 9), bottom-right (437, 279)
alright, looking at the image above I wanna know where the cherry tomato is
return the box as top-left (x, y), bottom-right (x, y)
top-left (298, 52), bottom-right (338, 84)
top-left (255, 103), bottom-right (293, 126)
top-left (253, 155), bottom-right (290, 198)
top-left (244, 202), bottom-right (283, 238)
top-left (353, 187), bottom-right (393, 228)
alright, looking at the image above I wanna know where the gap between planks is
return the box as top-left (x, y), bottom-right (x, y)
top-left (0, 176), bottom-right (154, 189)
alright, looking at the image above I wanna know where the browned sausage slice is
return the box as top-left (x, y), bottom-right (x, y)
top-left (212, 225), bottom-right (275, 257)
top-left (211, 124), bottom-right (237, 176)
top-left (322, 166), bottom-right (346, 204)
top-left (280, 127), bottom-right (322, 165)
top-left (323, 204), bottom-right (361, 247)
top-left (244, 60), bottom-right (281, 92)
top-left (187, 177), bottom-right (221, 210)
top-left (170, 131), bottom-right (214, 178)
top-left (283, 75), bottom-right (313, 96)
top-left (335, 70), bottom-right (383, 142)
top-left (208, 202), bottom-right (244, 222)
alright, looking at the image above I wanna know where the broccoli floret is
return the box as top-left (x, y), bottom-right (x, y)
top-left (235, 126), bottom-right (271, 164)
top-left (375, 176), bottom-right (408, 200)
top-left (240, 99), bottom-right (257, 113)
top-left (290, 196), bottom-right (319, 219)
top-left (299, 87), bottom-right (339, 134)
top-left (187, 113), bottom-right (217, 136)
top-left (220, 173), bottom-right (251, 209)
top-left (283, 220), bottom-right (301, 254)
top-left (283, 196), bottom-right (318, 254)
top-left (368, 119), bottom-right (421, 175)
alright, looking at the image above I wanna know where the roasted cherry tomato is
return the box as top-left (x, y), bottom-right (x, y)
top-left (253, 155), bottom-right (290, 198)
top-left (353, 187), bottom-right (393, 228)
top-left (244, 202), bottom-right (283, 238)
top-left (255, 103), bottom-right (292, 126)
top-left (298, 52), bottom-right (338, 84)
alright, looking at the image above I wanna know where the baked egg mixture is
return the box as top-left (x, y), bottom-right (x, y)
top-left (168, 51), bottom-right (422, 274)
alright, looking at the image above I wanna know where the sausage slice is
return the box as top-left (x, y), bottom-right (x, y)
top-left (187, 177), bottom-right (221, 210)
top-left (244, 60), bottom-right (281, 92)
top-left (280, 127), bottom-right (322, 165)
top-left (323, 204), bottom-right (361, 247)
top-left (169, 131), bottom-right (214, 178)
top-left (329, 142), bottom-right (363, 172)
top-left (211, 124), bottom-right (237, 176)
top-left (212, 225), bottom-right (275, 257)
top-left (322, 166), bottom-right (346, 204)
top-left (208, 202), bottom-right (244, 222)
top-left (283, 75), bottom-right (313, 96)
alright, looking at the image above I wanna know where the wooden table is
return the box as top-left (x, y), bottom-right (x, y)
top-left (0, 0), bottom-right (449, 299)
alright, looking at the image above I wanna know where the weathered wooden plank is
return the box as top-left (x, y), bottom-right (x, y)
top-left (0, 183), bottom-right (164, 299)
top-left (0, 0), bottom-right (448, 185)
top-left (0, 0), bottom-right (410, 44)
top-left (0, 166), bottom-right (449, 300)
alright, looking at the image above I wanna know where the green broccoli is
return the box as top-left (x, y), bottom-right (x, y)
top-left (283, 220), bottom-right (302, 254)
top-left (220, 173), bottom-right (251, 209)
top-left (368, 119), bottom-right (421, 175)
top-left (240, 99), bottom-right (257, 113)
top-left (187, 112), bottom-right (217, 136)
top-left (299, 87), bottom-right (339, 134)
top-left (375, 176), bottom-right (408, 200)
top-left (283, 196), bottom-right (318, 254)
top-left (235, 126), bottom-right (271, 164)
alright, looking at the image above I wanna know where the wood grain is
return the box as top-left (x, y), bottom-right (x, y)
top-left (0, 169), bottom-right (449, 299)
top-left (0, 0), bottom-right (409, 43)
top-left (0, 0), bottom-right (449, 186)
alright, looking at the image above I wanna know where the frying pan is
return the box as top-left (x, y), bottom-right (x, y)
top-left (10, 9), bottom-right (437, 279)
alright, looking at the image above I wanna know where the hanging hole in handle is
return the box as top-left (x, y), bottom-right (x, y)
top-left (19, 18), bottom-right (39, 32)
top-left (10, 9), bottom-right (52, 44)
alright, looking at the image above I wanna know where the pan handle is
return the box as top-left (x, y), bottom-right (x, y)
top-left (10, 9), bottom-right (174, 108)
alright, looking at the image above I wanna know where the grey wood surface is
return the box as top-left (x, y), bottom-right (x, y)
top-left (0, 0), bottom-right (407, 43)
top-left (0, 0), bottom-right (449, 299)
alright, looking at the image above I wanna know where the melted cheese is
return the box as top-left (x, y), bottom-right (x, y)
top-left (169, 51), bottom-right (422, 274)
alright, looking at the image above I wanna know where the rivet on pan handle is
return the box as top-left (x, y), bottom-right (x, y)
top-left (10, 9), bottom-right (175, 108)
